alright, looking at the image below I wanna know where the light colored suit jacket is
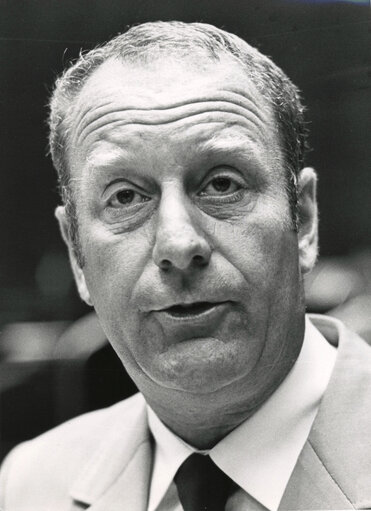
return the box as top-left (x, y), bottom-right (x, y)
top-left (1, 315), bottom-right (371, 510)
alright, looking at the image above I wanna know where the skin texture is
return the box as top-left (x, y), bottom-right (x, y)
top-left (57, 56), bottom-right (318, 448)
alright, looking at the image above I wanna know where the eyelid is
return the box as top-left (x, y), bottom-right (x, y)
top-left (199, 166), bottom-right (247, 190)
top-left (102, 178), bottom-right (150, 200)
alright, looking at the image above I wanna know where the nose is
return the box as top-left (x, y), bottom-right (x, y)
top-left (152, 188), bottom-right (211, 271)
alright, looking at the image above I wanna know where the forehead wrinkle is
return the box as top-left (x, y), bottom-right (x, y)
top-left (74, 87), bottom-right (268, 128)
top-left (72, 87), bottom-right (270, 150)
top-left (75, 108), bottom-right (269, 154)
top-left (78, 115), bottom-right (267, 160)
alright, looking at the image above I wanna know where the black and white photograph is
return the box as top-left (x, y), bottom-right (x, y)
top-left (0, 1), bottom-right (370, 509)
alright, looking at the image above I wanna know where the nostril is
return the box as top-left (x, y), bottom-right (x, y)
top-left (160, 259), bottom-right (172, 271)
top-left (193, 254), bottom-right (206, 266)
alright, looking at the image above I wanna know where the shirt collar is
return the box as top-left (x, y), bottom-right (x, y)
top-left (147, 316), bottom-right (336, 511)
top-left (147, 406), bottom-right (195, 511)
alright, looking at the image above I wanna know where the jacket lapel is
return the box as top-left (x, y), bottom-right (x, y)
top-left (280, 441), bottom-right (354, 509)
top-left (69, 393), bottom-right (152, 511)
top-left (84, 440), bottom-right (152, 511)
top-left (281, 315), bottom-right (371, 510)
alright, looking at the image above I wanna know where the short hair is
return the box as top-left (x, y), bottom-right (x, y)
top-left (49, 21), bottom-right (308, 266)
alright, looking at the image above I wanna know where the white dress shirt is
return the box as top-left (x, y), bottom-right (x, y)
top-left (147, 316), bottom-right (337, 511)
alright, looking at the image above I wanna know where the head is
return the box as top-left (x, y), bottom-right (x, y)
top-left (50, 21), bottom-right (308, 267)
top-left (51, 21), bottom-right (318, 444)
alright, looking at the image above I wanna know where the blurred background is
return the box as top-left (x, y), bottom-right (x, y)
top-left (0, 0), bottom-right (370, 459)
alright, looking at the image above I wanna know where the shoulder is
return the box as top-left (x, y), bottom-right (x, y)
top-left (306, 315), bottom-right (371, 506)
top-left (308, 313), bottom-right (371, 352)
top-left (309, 313), bottom-right (371, 394)
top-left (0, 393), bottom-right (146, 510)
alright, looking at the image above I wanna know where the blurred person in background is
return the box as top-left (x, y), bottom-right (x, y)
top-left (1, 21), bottom-right (370, 511)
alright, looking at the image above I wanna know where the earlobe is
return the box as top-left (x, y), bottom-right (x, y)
top-left (55, 205), bottom-right (70, 245)
top-left (297, 167), bottom-right (319, 275)
top-left (55, 206), bottom-right (93, 306)
top-left (69, 261), bottom-right (93, 306)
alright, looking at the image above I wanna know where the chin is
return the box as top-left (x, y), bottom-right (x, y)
top-left (141, 336), bottom-right (259, 394)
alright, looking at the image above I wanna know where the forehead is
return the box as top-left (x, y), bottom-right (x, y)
top-left (74, 54), bottom-right (270, 108)
top-left (68, 56), bottom-right (281, 174)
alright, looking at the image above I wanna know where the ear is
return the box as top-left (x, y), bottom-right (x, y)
top-left (55, 206), bottom-right (93, 306)
top-left (297, 167), bottom-right (318, 275)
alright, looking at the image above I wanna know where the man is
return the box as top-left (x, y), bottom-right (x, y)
top-left (1, 21), bottom-right (370, 511)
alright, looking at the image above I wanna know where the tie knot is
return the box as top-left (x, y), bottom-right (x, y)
top-left (174, 453), bottom-right (234, 511)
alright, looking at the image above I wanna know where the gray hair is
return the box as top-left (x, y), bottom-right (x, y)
top-left (49, 21), bottom-right (308, 266)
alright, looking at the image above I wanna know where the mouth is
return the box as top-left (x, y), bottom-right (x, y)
top-left (152, 301), bottom-right (232, 327)
top-left (150, 300), bottom-right (233, 335)
top-left (164, 301), bottom-right (220, 318)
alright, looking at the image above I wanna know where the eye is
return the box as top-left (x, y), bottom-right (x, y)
top-left (201, 176), bottom-right (241, 195)
top-left (199, 170), bottom-right (246, 198)
top-left (102, 180), bottom-right (154, 230)
top-left (107, 187), bottom-right (150, 208)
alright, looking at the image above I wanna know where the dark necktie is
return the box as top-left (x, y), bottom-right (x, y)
top-left (174, 453), bottom-right (234, 511)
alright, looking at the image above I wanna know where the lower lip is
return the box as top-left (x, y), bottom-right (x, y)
top-left (153, 302), bottom-right (232, 326)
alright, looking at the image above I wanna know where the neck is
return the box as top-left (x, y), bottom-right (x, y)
top-left (145, 346), bottom-right (301, 449)
top-left (148, 398), bottom-right (248, 449)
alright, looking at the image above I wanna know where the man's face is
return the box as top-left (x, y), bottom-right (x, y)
top-left (62, 56), bottom-right (308, 407)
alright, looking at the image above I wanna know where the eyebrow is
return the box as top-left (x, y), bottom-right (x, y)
top-left (198, 134), bottom-right (258, 154)
top-left (195, 128), bottom-right (271, 165)
top-left (86, 146), bottom-right (130, 169)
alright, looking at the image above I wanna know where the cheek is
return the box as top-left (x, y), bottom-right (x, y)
top-left (214, 216), bottom-right (299, 288)
top-left (81, 226), bottom-right (153, 313)
top-left (81, 237), bottom-right (147, 368)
